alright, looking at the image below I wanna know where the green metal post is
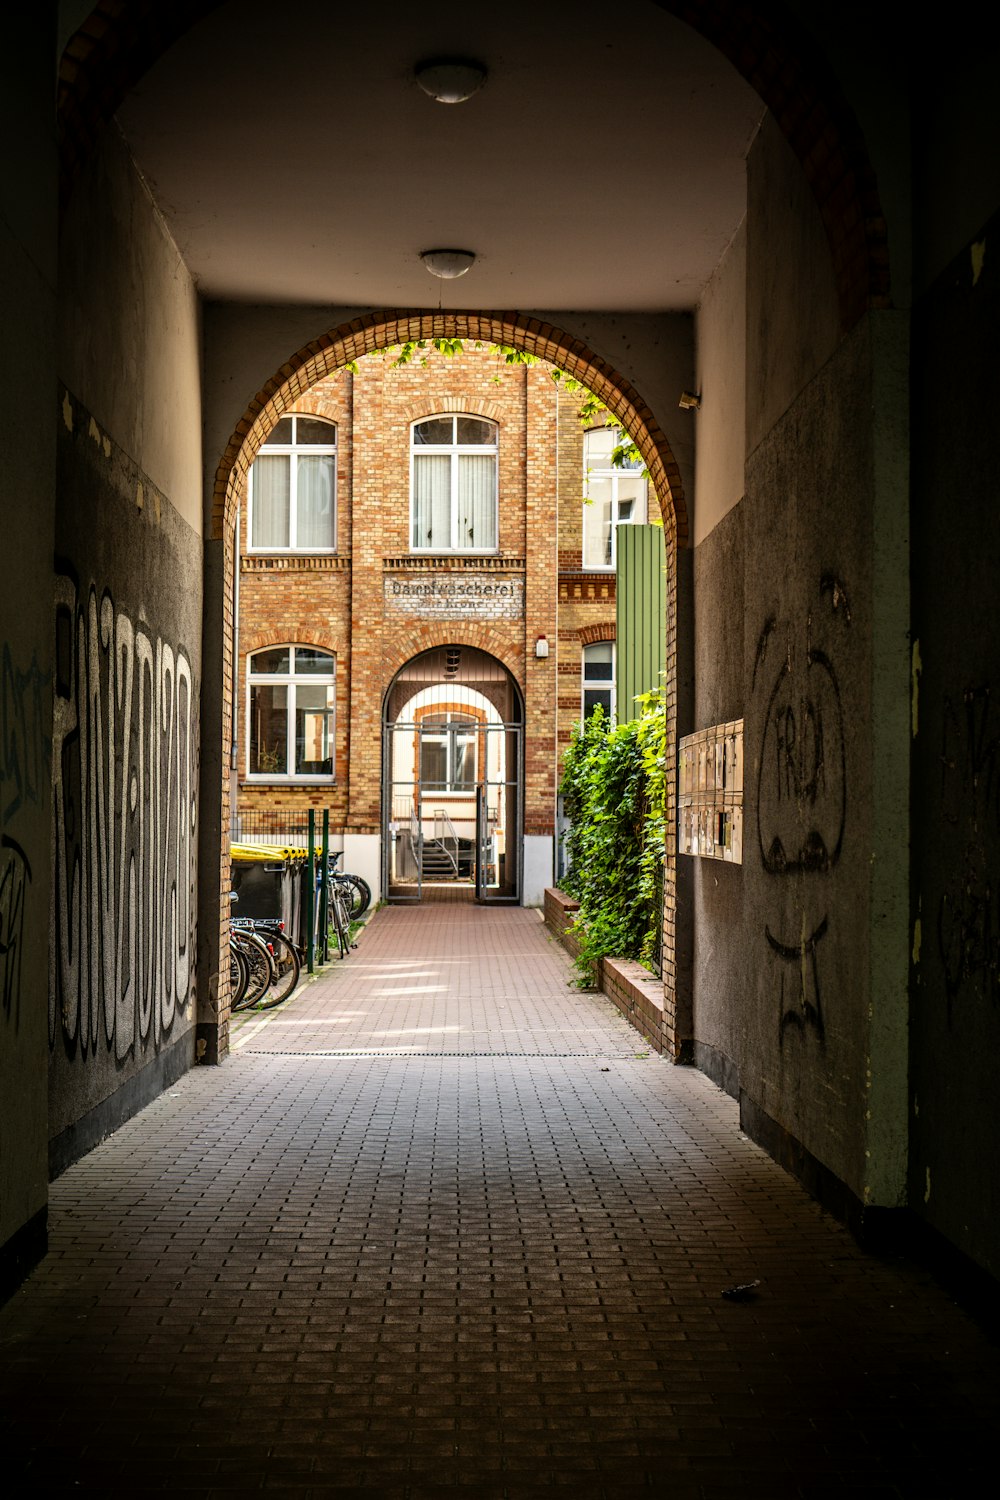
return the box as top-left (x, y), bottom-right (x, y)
top-left (320, 809), bottom-right (330, 963)
top-left (307, 809), bottom-right (316, 973)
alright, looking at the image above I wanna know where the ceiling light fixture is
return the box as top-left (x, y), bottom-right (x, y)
top-left (414, 58), bottom-right (487, 104)
top-left (678, 390), bottom-right (702, 410)
top-left (420, 249), bottom-right (476, 279)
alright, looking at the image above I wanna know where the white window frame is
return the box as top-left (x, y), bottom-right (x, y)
top-left (248, 415), bottom-right (337, 553)
top-left (582, 426), bottom-right (646, 571)
top-left (246, 645), bottom-right (336, 782)
top-left (418, 711), bottom-right (480, 794)
top-left (582, 642), bottom-right (616, 723)
top-left (410, 414), bottom-right (499, 553)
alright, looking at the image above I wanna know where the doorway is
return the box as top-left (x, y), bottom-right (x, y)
top-left (383, 646), bottom-right (522, 903)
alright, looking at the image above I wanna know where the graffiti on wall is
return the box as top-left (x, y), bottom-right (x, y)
top-left (0, 643), bottom-right (49, 1031)
top-left (50, 575), bottom-right (198, 1061)
top-left (937, 684), bottom-right (999, 1015)
top-left (753, 574), bottom-right (851, 1045)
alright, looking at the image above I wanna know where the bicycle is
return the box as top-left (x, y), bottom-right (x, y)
top-left (229, 923), bottom-right (276, 1009)
top-left (232, 916), bottom-right (302, 1008)
top-left (326, 851), bottom-right (371, 920)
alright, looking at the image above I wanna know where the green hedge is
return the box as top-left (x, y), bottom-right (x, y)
top-left (559, 688), bottom-right (665, 985)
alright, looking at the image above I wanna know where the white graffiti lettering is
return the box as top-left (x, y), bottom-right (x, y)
top-left (50, 577), bottom-right (197, 1060)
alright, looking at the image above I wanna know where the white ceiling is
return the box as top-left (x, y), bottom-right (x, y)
top-left (115, 0), bottom-right (763, 312)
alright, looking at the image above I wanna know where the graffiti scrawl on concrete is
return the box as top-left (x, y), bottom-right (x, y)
top-left (753, 575), bottom-right (851, 1045)
top-left (0, 641), bottom-right (49, 1032)
top-left (50, 575), bottom-right (198, 1061)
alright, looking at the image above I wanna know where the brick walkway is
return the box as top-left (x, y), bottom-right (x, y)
top-left (1, 906), bottom-right (996, 1496)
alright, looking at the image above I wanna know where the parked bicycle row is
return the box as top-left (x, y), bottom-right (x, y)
top-left (229, 849), bottom-right (372, 1012)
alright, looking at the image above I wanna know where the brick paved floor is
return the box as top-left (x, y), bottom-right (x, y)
top-left (1, 906), bottom-right (997, 1496)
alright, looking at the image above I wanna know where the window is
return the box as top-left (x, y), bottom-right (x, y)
top-left (411, 415), bottom-right (498, 551)
top-left (419, 712), bottom-right (478, 792)
top-left (582, 643), bottom-right (615, 722)
top-left (582, 426), bottom-right (646, 569)
top-left (247, 647), bottom-right (335, 779)
top-left (248, 415), bottom-right (336, 551)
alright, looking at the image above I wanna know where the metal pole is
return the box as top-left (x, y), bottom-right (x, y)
top-left (307, 808), bottom-right (316, 973)
top-left (320, 809), bottom-right (330, 963)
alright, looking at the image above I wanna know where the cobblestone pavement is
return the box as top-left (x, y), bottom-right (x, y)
top-left (1, 906), bottom-right (996, 1496)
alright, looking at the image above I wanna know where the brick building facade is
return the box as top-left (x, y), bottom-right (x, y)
top-left (233, 346), bottom-right (650, 903)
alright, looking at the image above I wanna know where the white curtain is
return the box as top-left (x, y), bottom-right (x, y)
top-left (413, 455), bottom-right (451, 547)
top-left (583, 476), bottom-right (613, 567)
top-left (251, 456), bottom-right (290, 547)
top-left (297, 455), bottom-right (335, 548)
top-left (458, 454), bottom-right (496, 549)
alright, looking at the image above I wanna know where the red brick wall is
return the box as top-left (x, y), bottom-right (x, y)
top-left (234, 347), bottom-right (616, 844)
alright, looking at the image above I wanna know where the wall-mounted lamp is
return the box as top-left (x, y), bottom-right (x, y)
top-left (420, 249), bottom-right (476, 279)
top-left (535, 635), bottom-right (550, 659)
top-left (415, 58), bottom-right (488, 104)
top-left (678, 390), bottom-right (701, 410)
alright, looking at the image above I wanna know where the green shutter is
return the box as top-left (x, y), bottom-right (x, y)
top-left (615, 524), bottom-right (666, 721)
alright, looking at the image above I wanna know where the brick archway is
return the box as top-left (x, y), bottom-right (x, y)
top-left (211, 314), bottom-right (686, 547)
top-left (211, 314), bottom-right (688, 1053)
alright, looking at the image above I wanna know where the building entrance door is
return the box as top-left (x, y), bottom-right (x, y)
top-left (382, 646), bottom-right (522, 904)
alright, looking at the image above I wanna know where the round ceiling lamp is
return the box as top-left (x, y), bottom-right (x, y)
top-left (420, 249), bottom-right (476, 279)
top-left (414, 58), bottom-right (487, 104)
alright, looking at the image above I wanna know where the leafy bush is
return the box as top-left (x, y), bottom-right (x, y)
top-left (559, 688), bottom-right (665, 985)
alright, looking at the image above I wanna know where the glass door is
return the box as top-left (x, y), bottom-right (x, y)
top-left (383, 722), bottom-right (422, 902)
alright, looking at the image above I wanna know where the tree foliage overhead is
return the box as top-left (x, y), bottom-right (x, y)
top-left (362, 337), bottom-right (644, 468)
top-left (559, 687), bottom-right (666, 985)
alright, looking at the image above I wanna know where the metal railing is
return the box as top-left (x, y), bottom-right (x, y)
top-left (230, 807), bottom-right (329, 847)
top-left (428, 810), bottom-right (460, 875)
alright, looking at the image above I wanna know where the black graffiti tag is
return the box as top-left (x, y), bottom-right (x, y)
top-left (1, 643), bottom-right (49, 825)
top-left (754, 576), bottom-right (850, 1046)
top-left (0, 834), bottom-right (31, 1030)
top-left (766, 915), bottom-right (828, 1044)
top-left (756, 644), bottom-right (846, 875)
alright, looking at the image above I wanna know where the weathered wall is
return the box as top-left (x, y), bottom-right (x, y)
top-left (688, 108), bottom-right (899, 1208)
top-left (742, 323), bottom-right (875, 1198)
top-left (909, 203), bottom-right (1000, 1278)
top-left (0, 6), bottom-right (57, 1287)
top-left (50, 127), bottom-right (203, 1171)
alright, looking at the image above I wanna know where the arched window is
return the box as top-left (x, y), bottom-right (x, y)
top-left (582, 426), bottom-right (646, 570)
top-left (249, 415), bottom-right (336, 551)
top-left (247, 646), bottom-right (335, 779)
top-left (410, 414), bottom-right (498, 552)
top-left (582, 642), bottom-right (615, 722)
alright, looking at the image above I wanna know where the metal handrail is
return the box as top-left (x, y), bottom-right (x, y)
top-left (430, 809), bottom-right (460, 874)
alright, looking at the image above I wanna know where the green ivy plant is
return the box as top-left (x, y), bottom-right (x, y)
top-left (559, 687), bottom-right (665, 986)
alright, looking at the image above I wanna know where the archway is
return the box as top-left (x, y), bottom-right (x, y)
top-left (383, 646), bottom-right (523, 904)
top-left (209, 314), bottom-right (686, 1054)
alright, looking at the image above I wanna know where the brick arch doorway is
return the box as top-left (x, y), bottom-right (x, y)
top-left (383, 646), bottom-right (523, 906)
top-left (211, 313), bottom-right (686, 1056)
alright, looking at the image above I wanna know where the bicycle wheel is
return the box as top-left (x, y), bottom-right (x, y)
top-left (329, 885), bottom-right (351, 958)
top-left (253, 931), bottom-right (301, 1009)
top-left (229, 942), bottom-right (249, 1008)
top-left (342, 874), bottom-right (371, 918)
top-left (233, 930), bottom-right (273, 1009)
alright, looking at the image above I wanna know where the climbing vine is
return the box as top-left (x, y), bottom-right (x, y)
top-left (559, 687), bottom-right (666, 985)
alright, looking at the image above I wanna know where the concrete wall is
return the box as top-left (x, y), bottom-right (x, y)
top-left (49, 126), bottom-right (203, 1172)
top-left (909, 158), bottom-right (1000, 1271)
top-left (688, 108), bottom-right (909, 1215)
top-left (692, 220), bottom-right (746, 546)
top-left (0, 7), bottom-right (58, 1289)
